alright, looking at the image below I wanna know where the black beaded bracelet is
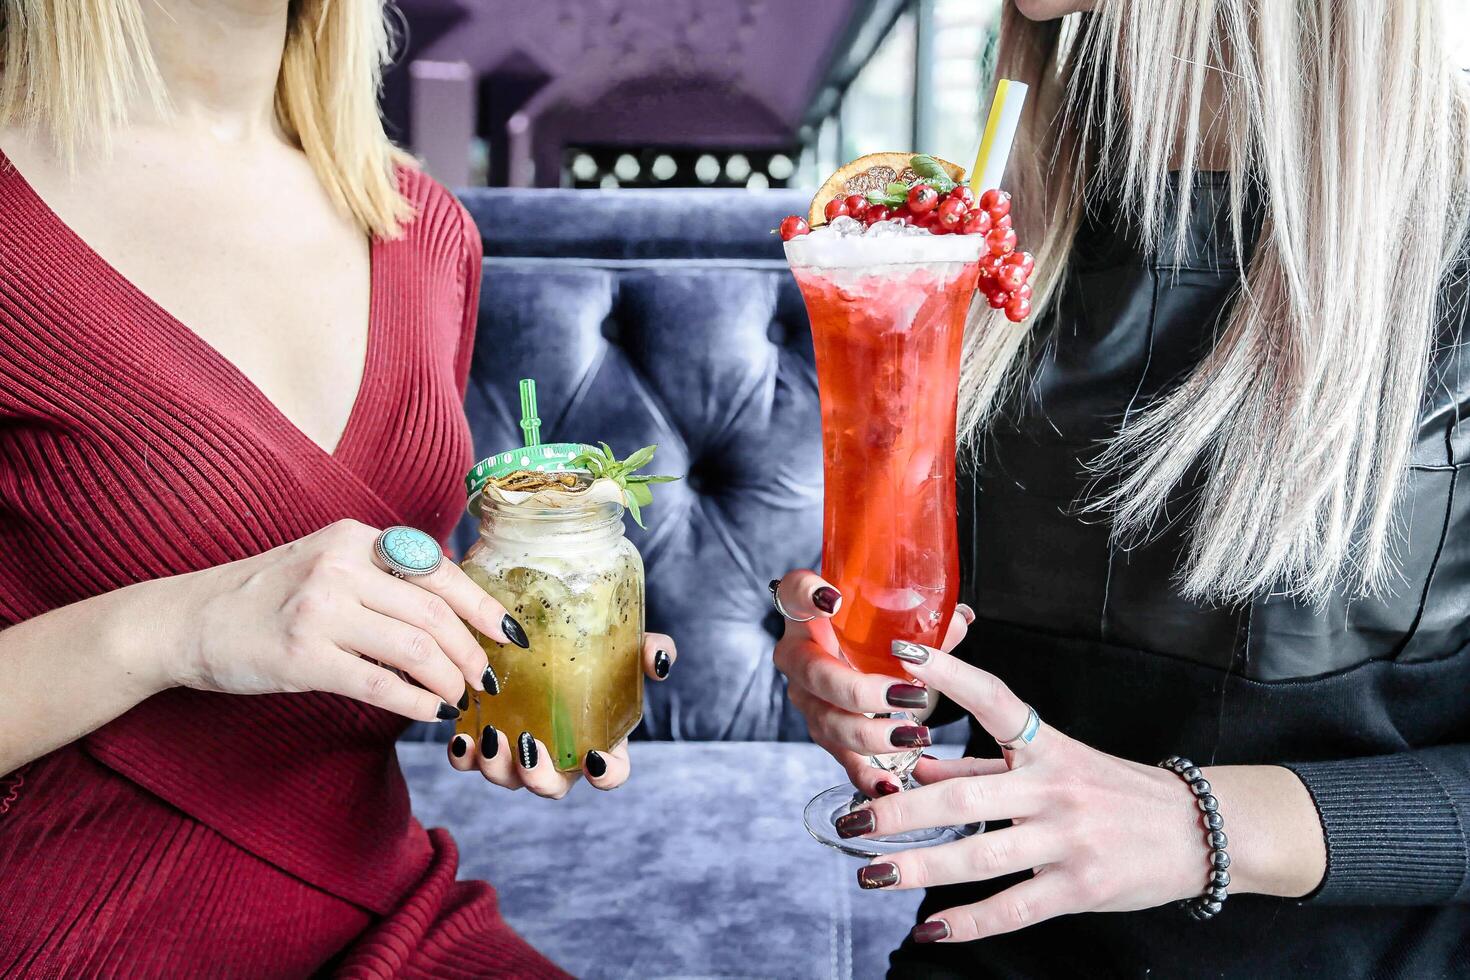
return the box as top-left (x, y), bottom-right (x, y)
top-left (1158, 755), bottom-right (1230, 921)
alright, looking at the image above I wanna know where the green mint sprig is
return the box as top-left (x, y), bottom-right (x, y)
top-left (864, 154), bottom-right (959, 208)
top-left (567, 443), bottom-right (679, 528)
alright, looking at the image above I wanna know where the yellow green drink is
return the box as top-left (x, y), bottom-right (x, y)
top-left (457, 494), bottom-right (644, 771)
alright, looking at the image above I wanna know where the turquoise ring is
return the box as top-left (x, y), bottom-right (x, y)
top-left (996, 704), bottom-right (1041, 753)
top-left (374, 526), bottom-right (443, 578)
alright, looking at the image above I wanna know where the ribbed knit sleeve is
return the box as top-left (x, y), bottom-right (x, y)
top-left (1285, 746), bottom-right (1470, 905)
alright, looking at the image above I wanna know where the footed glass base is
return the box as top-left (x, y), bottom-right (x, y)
top-left (803, 784), bottom-right (983, 858)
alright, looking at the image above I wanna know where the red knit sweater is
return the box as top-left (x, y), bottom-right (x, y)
top-left (0, 154), bottom-right (566, 978)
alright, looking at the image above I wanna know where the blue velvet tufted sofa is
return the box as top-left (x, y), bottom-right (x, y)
top-left (395, 189), bottom-right (949, 978)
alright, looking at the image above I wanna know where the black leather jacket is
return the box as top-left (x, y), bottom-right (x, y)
top-left (895, 174), bottom-right (1470, 979)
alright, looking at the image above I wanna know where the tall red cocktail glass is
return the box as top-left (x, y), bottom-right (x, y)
top-left (785, 228), bottom-right (986, 856)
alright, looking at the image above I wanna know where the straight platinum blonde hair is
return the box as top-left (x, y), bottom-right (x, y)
top-left (0, 0), bottom-right (413, 237)
top-left (963, 0), bottom-right (1470, 603)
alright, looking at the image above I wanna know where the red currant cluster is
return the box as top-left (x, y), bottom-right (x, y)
top-left (902, 186), bottom-right (1036, 323)
top-left (969, 194), bottom-right (1035, 322)
top-left (779, 185), bottom-right (1036, 323)
top-left (983, 248), bottom-right (1036, 323)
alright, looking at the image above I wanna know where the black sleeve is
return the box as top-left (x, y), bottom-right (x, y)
top-left (1267, 242), bottom-right (1470, 905)
top-left (1283, 746), bottom-right (1470, 905)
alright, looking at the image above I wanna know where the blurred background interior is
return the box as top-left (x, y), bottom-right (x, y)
top-left (388, 0), bottom-right (1003, 194)
top-left (391, 3), bottom-right (1470, 977)
top-left (389, 0), bottom-right (1470, 195)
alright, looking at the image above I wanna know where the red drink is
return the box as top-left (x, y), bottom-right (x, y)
top-left (787, 233), bottom-right (985, 677)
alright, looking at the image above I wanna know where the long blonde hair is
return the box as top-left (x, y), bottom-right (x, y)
top-left (0, 0), bottom-right (412, 237)
top-left (963, 0), bottom-right (1470, 603)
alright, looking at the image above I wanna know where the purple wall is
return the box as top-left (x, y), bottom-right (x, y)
top-left (392, 0), bottom-right (864, 185)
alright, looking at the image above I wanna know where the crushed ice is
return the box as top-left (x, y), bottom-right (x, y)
top-left (809, 216), bottom-right (931, 239)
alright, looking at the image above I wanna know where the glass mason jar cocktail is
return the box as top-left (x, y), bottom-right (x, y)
top-left (456, 495), bottom-right (645, 771)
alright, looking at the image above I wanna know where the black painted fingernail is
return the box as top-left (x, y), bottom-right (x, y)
top-left (886, 683), bottom-right (929, 710)
top-left (502, 614), bottom-right (530, 649)
top-left (836, 808), bottom-right (876, 839)
top-left (654, 649), bottom-right (671, 679)
top-left (584, 750), bottom-right (607, 778)
top-left (891, 725), bottom-right (931, 748)
top-left (891, 640), bottom-right (931, 664)
top-left (481, 725), bottom-right (499, 758)
top-left (456, 690), bottom-right (469, 712)
top-left (812, 586), bottom-right (842, 614)
top-left (436, 701), bottom-right (461, 721)
top-left (481, 664), bottom-right (500, 695)
top-left (859, 863), bottom-right (900, 889)
top-left (875, 779), bottom-right (901, 797)
top-left (912, 919), bottom-right (951, 944)
top-left (450, 734), bottom-right (469, 758)
top-left (517, 731), bottom-right (537, 769)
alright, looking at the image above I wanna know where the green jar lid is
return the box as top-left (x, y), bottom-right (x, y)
top-left (464, 442), bottom-right (596, 514)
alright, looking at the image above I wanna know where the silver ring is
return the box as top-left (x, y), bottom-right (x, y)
top-left (373, 526), bottom-right (444, 578)
top-left (769, 579), bottom-right (816, 623)
top-left (995, 704), bottom-right (1041, 752)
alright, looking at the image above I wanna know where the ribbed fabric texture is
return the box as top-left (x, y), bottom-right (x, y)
top-left (1287, 752), bottom-right (1470, 905)
top-left (0, 155), bottom-right (566, 977)
top-left (0, 748), bottom-right (565, 977)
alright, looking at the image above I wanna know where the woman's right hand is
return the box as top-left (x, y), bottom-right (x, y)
top-left (153, 519), bottom-right (519, 722)
top-left (771, 570), bottom-right (972, 798)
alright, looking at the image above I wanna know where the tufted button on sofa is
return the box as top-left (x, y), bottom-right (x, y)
top-left (397, 189), bottom-right (947, 977)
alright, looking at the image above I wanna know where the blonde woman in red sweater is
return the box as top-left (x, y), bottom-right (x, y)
top-left (0, 2), bottom-right (671, 974)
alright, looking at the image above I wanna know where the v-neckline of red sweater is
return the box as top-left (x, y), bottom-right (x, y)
top-left (0, 146), bottom-right (385, 469)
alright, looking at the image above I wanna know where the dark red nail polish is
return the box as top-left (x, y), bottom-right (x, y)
top-left (812, 586), bottom-right (842, 614)
top-left (874, 780), bottom-right (901, 797)
top-left (891, 725), bottom-right (932, 748)
top-left (886, 683), bottom-right (929, 710)
top-left (912, 920), bottom-right (951, 943)
top-left (450, 734), bottom-right (469, 758)
top-left (858, 863), bottom-right (901, 889)
top-left (836, 808), bottom-right (876, 839)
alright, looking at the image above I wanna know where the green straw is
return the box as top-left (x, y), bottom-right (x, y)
top-left (519, 378), bottom-right (542, 448)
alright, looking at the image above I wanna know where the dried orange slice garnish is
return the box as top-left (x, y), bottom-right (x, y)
top-left (807, 152), bottom-right (967, 226)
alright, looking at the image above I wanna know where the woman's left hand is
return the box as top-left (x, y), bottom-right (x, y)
top-left (445, 631), bottom-right (676, 798)
top-left (844, 642), bottom-right (1324, 943)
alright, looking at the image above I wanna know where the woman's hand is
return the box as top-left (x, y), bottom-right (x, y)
top-left (841, 643), bottom-right (1327, 944)
top-left (770, 570), bottom-right (973, 799)
top-left (445, 632), bottom-right (677, 798)
top-left (161, 518), bottom-right (518, 721)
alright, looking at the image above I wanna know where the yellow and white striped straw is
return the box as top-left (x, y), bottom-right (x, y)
top-left (969, 78), bottom-right (1029, 195)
